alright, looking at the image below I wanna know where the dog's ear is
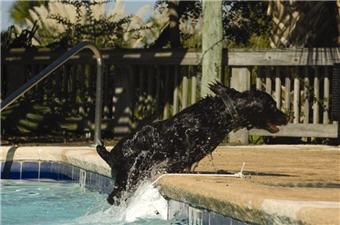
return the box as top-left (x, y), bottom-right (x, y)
top-left (209, 81), bottom-right (239, 96)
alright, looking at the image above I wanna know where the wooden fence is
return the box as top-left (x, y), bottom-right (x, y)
top-left (1, 48), bottom-right (340, 142)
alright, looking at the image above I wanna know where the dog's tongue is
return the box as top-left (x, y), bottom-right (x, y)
top-left (267, 122), bottom-right (280, 133)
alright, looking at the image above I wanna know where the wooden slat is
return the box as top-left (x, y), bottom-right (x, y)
top-left (181, 68), bottom-right (189, 109)
top-left (303, 70), bottom-right (310, 124)
top-left (155, 66), bottom-right (161, 116)
top-left (293, 71), bottom-right (300, 124)
top-left (173, 66), bottom-right (179, 115)
top-left (313, 68), bottom-right (320, 124)
top-left (265, 68), bottom-right (272, 94)
top-left (138, 66), bottom-right (145, 105)
top-left (250, 123), bottom-right (338, 138)
top-left (284, 67), bottom-right (291, 113)
top-left (225, 49), bottom-right (340, 66)
top-left (323, 67), bottom-right (330, 124)
top-left (256, 77), bottom-right (262, 90)
top-left (79, 64), bottom-right (86, 116)
top-left (147, 67), bottom-right (153, 103)
top-left (3, 48), bottom-right (340, 66)
top-left (191, 71), bottom-right (197, 105)
top-left (163, 66), bottom-right (170, 120)
top-left (275, 67), bottom-right (281, 109)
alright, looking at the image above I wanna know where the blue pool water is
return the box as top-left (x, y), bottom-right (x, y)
top-left (1, 180), bottom-right (183, 225)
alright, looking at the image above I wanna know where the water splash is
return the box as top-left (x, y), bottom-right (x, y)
top-left (59, 181), bottom-right (169, 225)
top-left (114, 181), bottom-right (168, 222)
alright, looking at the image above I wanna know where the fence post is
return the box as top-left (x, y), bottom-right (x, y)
top-left (229, 67), bottom-right (251, 144)
top-left (332, 64), bottom-right (340, 142)
top-left (201, 0), bottom-right (223, 97)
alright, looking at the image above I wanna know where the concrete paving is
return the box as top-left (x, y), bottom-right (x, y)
top-left (1, 145), bottom-right (339, 224)
top-left (158, 145), bottom-right (340, 225)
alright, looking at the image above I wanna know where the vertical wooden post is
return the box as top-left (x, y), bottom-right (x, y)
top-left (191, 71), bottom-right (197, 104)
top-left (331, 64), bottom-right (340, 142)
top-left (256, 70), bottom-right (262, 90)
top-left (303, 68), bottom-right (310, 124)
top-left (182, 69), bottom-right (189, 109)
top-left (201, 0), bottom-right (223, 97)
top-left (293, 71), bottom-right (300, 124)
top-left (323, 67), bottom-right (330, 124)
top-left (173, 66), bottom-right (179, 115)
top-left (265, 67), bottom-right (272, 95)
top-left (313, 68), bottom-right (320, 124)
top-left (275, 67), bottom-right (281, 109)
top-left (284, 67), bottom-right (291, 113)
top-left (229, 67), bottom-right (251, 145)
top-left (163, 66), bottom-right (170, 119)
top-left (155, 66), bottom-right (161, 118)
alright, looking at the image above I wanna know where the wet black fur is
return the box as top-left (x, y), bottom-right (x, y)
top-left (97, 82), bottom-right (287, 205)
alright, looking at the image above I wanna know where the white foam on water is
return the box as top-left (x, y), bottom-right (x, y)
top-left (56, 181), bottom-right (168, 225)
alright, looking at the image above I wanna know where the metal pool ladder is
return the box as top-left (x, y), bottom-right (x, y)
top-left (0, 42), bottom-right (103, 145)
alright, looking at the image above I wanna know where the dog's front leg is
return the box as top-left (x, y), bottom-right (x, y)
top-left (107, 171), bottom-right (128, 205)
top-left (96, 144), bottom-right (112, 167)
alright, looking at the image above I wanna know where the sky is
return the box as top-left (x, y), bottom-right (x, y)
top-left (0, 0), bottom-right (155, 31)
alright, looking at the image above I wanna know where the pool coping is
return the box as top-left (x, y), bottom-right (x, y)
top-left (0, 146), bottom-right (112, 177)
top-left (1, 145), bottom-right (339, 225)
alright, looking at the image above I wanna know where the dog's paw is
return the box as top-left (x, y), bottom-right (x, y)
top-left (96, 144), bottom-right (107, 153)
top-left (107, 195), bottom-right (115, 205)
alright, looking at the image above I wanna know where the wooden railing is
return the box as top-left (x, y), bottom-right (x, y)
top-left (2, 48), bottom-right (340, 141)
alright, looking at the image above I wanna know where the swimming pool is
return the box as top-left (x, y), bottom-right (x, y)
top-left (1, 179), bottom-right (182, 225)
top-left (0, 148), bottom-right (250, 225)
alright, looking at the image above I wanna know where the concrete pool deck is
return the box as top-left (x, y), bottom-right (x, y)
top-left (1, 145), bottom-right (339, 225)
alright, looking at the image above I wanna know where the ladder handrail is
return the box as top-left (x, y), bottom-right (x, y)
top-left (0, 42), bottom-right (103, 145)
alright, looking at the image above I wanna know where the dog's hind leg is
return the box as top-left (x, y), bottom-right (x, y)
top-left (208, 152), bottom-right (217, 171)
top-left (190, 162), bottom-right (199, 172)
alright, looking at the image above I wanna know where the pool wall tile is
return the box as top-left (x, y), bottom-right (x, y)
top-left (72, 167), bottom-right (80, 181)
top-left (89, 173), bottom-right (100, 190)
top-left (209, 211), bottom-right (233, 225)
top-left (22, 162), bottom-right (39, 179)
top-left (50, 162), bottom-right (61, 180)
top-left (202, 210), bottom-right (210, 225)
top-left (40, 161), bottom-right (52, 179)
top-left (167, 200), bottom-right (249, 225)
top-left (167, 200), bottom-right (189, 221)
top-left (101, 176), bottom-right (115, 194)
top-left (85, 171), bottom-right (92, 187)
top-left (60, 164), bottom-right (72, 180)
top-left (2, 161), bottom-right (21, 179)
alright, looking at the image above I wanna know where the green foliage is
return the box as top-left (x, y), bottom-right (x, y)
top-left (10, 0), bottom-right (47, 25)
top-left (1, 23), bottom-right (38, 49)
top-left (222, 1), bottom-right (271, 48)
top-left (9, 0), bottom-right (154, 48)
top-left (155, 1), bottom-right (271, 48)
top-left (47, 1), bottom-right (152, 48)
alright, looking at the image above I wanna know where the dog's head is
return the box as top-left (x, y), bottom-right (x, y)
top-left (240, 90), bottom-right (288, 133)
top-left (209, 82), bottom-right (288, 133)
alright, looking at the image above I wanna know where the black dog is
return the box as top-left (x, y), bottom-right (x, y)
top-left (97, 82), bottom-right (287, 205)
